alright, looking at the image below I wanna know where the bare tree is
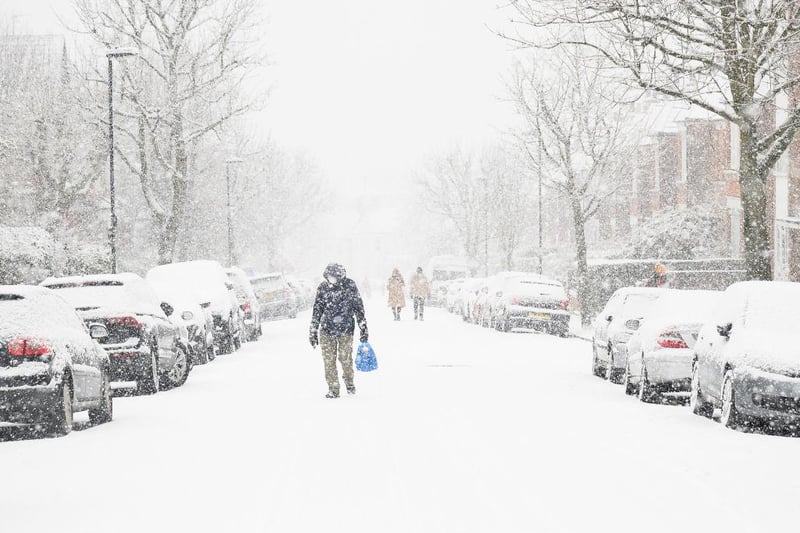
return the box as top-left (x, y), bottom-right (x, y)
top-left (74, 0), bottom-right (262, 264)
top-left (504, 0), bottom-right (800, 279)
top-left (481, 147), bottom-right (531, 271)
top-left (511, 50), bottom-right (633, 322)
top-left (421, 147), bottom-right (486, 266)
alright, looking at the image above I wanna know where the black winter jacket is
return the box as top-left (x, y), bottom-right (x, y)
top-left (309, 278), bottom-right (368, 338)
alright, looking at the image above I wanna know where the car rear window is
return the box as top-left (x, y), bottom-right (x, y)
top-left (251, 277), bottom-right (284, 291)
top-left (621, 293), bottom-right (660, 318)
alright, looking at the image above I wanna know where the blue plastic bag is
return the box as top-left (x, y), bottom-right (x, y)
top-left (355, 341), bottom-right (378, 372)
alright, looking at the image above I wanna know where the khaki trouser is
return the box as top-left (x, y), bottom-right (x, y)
top-left (319, 334), bottom-right (354, 394)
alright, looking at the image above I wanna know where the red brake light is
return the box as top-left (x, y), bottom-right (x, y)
top-left (561, 299), bottom-right (570, 310)
top-left (109, 316), bottom-right (143, 329)
top-left (656, 329), bottom-right (688, 349)
top-left (284, 289), bottom-right (292, 299)
top-left (243, 302), bottom-right (252, 313)
top-left (510, 297), bottom-right (521, 305)
top-left (7, 338), bottom-right (51, 357)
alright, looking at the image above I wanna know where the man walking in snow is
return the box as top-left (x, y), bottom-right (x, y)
top-left (309, 263), bottom-right (369, 398)
top-left (409, 266), bottom-right (431, 320)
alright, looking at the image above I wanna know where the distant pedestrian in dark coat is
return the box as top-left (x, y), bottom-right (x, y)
top-left (309, 263), bottom-right (368, 399)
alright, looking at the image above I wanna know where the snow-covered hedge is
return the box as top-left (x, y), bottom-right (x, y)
top-left (0, 226), bottom-right (110, 284)
top-left (0, 225), bottom-right (61, 284)
top-left (618, 206), bottom-right (726, 260)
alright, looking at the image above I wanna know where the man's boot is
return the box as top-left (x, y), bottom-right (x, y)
top-left (325, 390), bottom-right (339, 399)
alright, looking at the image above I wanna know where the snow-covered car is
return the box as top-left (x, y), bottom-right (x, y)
top-left (445, 279), bottom-right (466, 313)
top-left (41, 273), bottom-right (187, 394)
top-left (250, 273), bottom-right (298, 320)
top-left (157, 290), bottom-right (215, 365)
top-left (0, 286), bottom-right (113, 436)
top-left (592, 287), bottom-right (666, 383)
top-left (690, 281), bottom-right (800, 431)
top-left (459, 278), bottom-right (484, 322)
top-left (623, 289), bottom-right (721, 401)
top-left (147, 260), bottom-right (244, 355)
top-left (225, 266), bottom-right (262, 341)
top-left (427, 256), bottom-right (471, 306)
top-left (491, 274), bottom-right (570, 336)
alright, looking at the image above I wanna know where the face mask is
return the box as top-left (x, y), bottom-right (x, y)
top-left (326, 275), bottom-right (339, 285)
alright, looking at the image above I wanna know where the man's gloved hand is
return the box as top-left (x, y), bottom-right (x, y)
top-left (309, 330), bottom-right (318, 349)
top-left (360, 330), bottom-right (369, 343)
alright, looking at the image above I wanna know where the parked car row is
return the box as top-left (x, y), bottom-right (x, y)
top-left (0, 259), bottom-right (273, 438)
top-left (439, 272), bottom-right (571, 337)
top-left (592, 281), bottom-right (800, 434)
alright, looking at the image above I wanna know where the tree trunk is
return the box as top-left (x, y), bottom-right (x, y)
top-left (739, 129), bottom-right (772, 280)
top-left (570, 193), bottom-right (591, 326)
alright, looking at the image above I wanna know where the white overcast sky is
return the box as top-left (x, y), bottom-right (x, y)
top-left (4, 0), bottom-right (518, 195)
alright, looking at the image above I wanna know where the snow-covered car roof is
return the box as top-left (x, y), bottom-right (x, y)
top-left (0, 285), bottom-right (92, 343)
top-left (41, 273), bottom-right (163, 317)
top-left (147, 260), bottom-right (232, 314)
top-left (636, 289), bottom-right (721, 338)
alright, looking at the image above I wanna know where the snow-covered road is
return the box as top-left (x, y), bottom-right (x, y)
top-left (2, 301), bottom-right (799, 532)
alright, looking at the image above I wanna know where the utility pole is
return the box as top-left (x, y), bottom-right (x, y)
top-left (105, 47), bottom-right (138, 273)
top-left (538, 137), bottom-right (543, 275)
top-left (225, 157), bottom-right (244, 266)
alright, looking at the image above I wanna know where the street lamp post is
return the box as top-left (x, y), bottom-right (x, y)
top-left (538, 137), bottom-right (543, 275)
top-left (225, 157), bottom-right (244, 266)
top-left (106, 47), bottom-right (138, 274)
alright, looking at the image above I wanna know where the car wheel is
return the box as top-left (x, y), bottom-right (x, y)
top-left (166, 345), bottom-right (190, 389)
top-left (44, 380), bottom-right (73, 437)
top-left (195, 338), bottom-right (211, 365)
top-left (591, 344), bottom-right (605, 378)
top-left (623, 361), bottom-right (636, 396)
top-left (138, 348), bottom-right (160, 395)
top-left (720, 370), bottom-right (746, 430)
top-left (89, 370), bottom-right (113, 425)
top-left (605, 346), bottom-right (622, 384)
top-left (689, 360), bottom-right (713, 418)
top-left (638, 364), bottom-right (657, 403)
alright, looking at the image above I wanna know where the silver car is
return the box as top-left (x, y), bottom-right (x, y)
top-left (624, 290), bottom-right (720, 401)
top-left (690, 281), bottom-right (800, 431)
top-left (592, 287), bottom-right (666, 383)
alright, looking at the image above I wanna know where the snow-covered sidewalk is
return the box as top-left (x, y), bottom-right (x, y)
top-left (1, 301), bottom-right (798, 532)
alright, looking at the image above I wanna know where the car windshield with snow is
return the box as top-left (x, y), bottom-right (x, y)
top-left (0, 286), bottom-right (112, 435)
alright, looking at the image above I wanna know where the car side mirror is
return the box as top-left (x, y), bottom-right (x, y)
top-left (496, 291), bottom-right (503, 297)
top-left (624, 319), bottom-right (640, 330)
top-left (160, 302), bottom-right (174, 317)
top-left (200, 302), bottom-right (211, 309)
top-left (89, 323), bottom-right (108, 340)
top-left (606, 315), bottom-right (613, 322)
top-left (225, 282), bottom-right (234, 290)
top-left (181, 310), bottom-right (194, 321)
top-left (717, 322), bottom-right (733, 339)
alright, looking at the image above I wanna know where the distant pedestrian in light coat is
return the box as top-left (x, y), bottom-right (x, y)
top-left (387, 268), bottom-right (405, 320)
top-left (309, 263), bottom-right (368, 399)
top-left (409, 267), bottom-right (430, 321)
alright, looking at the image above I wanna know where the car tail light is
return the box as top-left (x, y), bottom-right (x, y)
top-left (109, 316), bottom-right (143, 329)
top-left (561, 299), bottom-right (570, 310)
top-left (510, 297), bottom-right (521, 305)
top-left (7, 338), bottom-right (51, 357)
top-left (284, 289), bottom-right (293, 299)
top-left (656, 328), bottom-right (688, 349)
top-left (242, 302), bottom-right (252, 314)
